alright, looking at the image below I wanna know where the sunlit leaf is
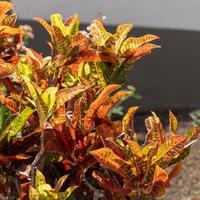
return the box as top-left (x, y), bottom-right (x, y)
top-left (0, 26), bottom-right (24, 36)
top-left (41, 87), bottom-right (58, 112)
top-left (90, 147), bottom-right (136, 180)
top-left (84, 84), bottom-right (120, 132)
top-left (97, 91), bottom-right (130, 119)
top-left (120, 34), bottom-right (159, 54)
top-left (35, 89), bottom-right (49, 126)
top-left (64, 14), bottom-right (79, 35)
top-left (169, 111), bottom-right (178, 135)
top-left (113, 23), bottom-right (133, 53)
top-left (35, 169), bottom-right (46, 189)
top-left (104, 138), bottom-right (126, 159)
top-left (90, 19), bottom-right (112, 46)
top-left (0, 107), bottom-right (34, 141)
top-left (52, 25), bottom-right (70, 55)
top-left (2, 13), bottom-right (17, 26)
top-left (186, 127), bottom-right (200, 140)
top-left (152, 136), bottom-right (186, 165)
top-left (29, 186), bottom-right (39, 200)
top-left (57, 84), bottom-right (92, 108)
top-left (17, 57), bottom-right (33, 80)
top-left (0, 63), bottom-right (14, 78)
top-left (0, 2), bottom-right (13, 22)
top-left (51, 13), bottom-right (70, 37)
top-left (122, 106), bottom-right (138, 137)
top-left (145, 112), bottom-right (165, 146)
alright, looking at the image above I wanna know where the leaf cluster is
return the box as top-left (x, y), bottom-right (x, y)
top-left (0, 2), bottom-right (199, 200)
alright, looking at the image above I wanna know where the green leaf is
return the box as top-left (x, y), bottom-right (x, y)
top-left (0, 105), bottom-right (10, 133)
top-left (35, 169), bottom-right (46, 189)
top-left (41, 87), bottom-right (58, 112)
top-left (21, 75), bottom-right (37, 103)
top-left (0, 107), bottom-right (34, 141)
top-left (170, 147), bottom-right (190, 166)
top-left (37, 184), bottom-right (53, 199)
top-left (64, 15), bottom-right (79, 35)
top-left (29, 186), bottom-right (39, 200)
top-left (53, 175), bottom-right (69, 192)
top-left (17, 58), bottom-right (33, 80)
top-left (152, 136), bottom-right (186, 166)
top-left (35, 89), bottom-right (49, 126)
top-left (59, 186), bottom-right (79, 200)
top-left (51, 13), bottom-right (71, 37)
top-left (52, 26), bottom-right (70, 55)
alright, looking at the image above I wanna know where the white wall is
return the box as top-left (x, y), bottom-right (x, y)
top-left (12, 0), bottom-right (200, 30)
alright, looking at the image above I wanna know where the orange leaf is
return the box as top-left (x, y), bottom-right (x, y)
top-left (67, 49), bottom-right (117, 65)
top-left (90, 147), bottom-right (135, 181)
top-left (104, 138), bottom-right (126, 159)
top-left (0, 1), bottom-right (13, 18)
top-left (92, 171), bottom-right (130, 193)
top-left (166, 161), bottom-right (182, 187)
top-left (83, 84), bottom-right (121, 132)
top-left (126, 140), bottom-right (143, 158)
top-left (111, 121), bottom-right (122, 136)
top-left (0, 154), bottom-right (30, 163)
top-left (97, 91), bottom-right (130, 119)
top-left (153, 165), bottom-right (168, 185)
top-left (57, 84), bottom-right (92, 108)
top-left (0, 66), bottom-right (13, 78)
top-left (96, 123), bottom-right (114, 138)
top-left (145, 112), bottom-right (165, 147)
top-left (124, 44), bottom-right (160, 63)
top-left (150, 165), bottom-right (168, 198)
top-left (34, 17), bottom-right (53, 36)
top-left (0, 26), bottom-right (25, 36)
top-left (0, 95), bottom-right (18, 112)
top-left (122, 106), bottom-right (138, 136)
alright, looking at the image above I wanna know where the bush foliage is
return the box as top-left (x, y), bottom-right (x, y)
top-left (0, 2), bottom-right (199, 200)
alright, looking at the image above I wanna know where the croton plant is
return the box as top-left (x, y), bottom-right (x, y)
top-left (0, 2), bottom-right (199, 200)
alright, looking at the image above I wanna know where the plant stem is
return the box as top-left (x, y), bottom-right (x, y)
top-left (30, 129), bottom-right (45, 187)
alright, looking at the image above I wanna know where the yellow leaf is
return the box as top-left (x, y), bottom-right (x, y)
top-left (90, 19), bottom-right (112, 46)
top-left (169, 111), bottom-right (178, 135)
top-left (120, 34), bottom-right (159, 54)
